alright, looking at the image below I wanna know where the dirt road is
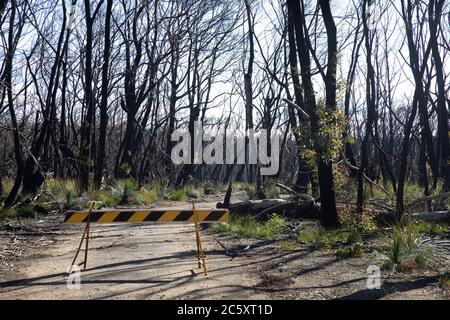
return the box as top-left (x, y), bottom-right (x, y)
top-left (0, 201), bottom-right (448, 300)
top-left (0, 209), bottom-right (270, 299)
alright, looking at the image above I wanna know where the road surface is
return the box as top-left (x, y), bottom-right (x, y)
top-left (0, 218), bottom-right (269, 299)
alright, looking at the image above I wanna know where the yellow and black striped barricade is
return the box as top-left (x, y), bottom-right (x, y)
top-left (65, 203), bottom-right (229, 276)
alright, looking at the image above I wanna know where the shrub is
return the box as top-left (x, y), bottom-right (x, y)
top-left (339, 208), bottom-right (377, 235)
top-left (336, 243), bottom-right (365, 258)
top-left (169, 188), bottom-right (187, 201)
top-left (378, 223), bottom-right (449, 271)
top-left (264, 184), bottom-right (280, 199)
top-left (211, 214), bottom-right (287, 238)
top-left (407, 221), bottom-right (449, 235)
top-left (279, 240), bottom-right (298, 250)
top-left (186, 187), bottom-right (201, 199)
top-left (0, 208), bottom-right (19, 221)
top-left (298, 226), bottom-right (337, 249)
top-left (62, 180), bottom-right (79, 209)
top-left (139, 187), bottom-right (160, 204)
top-left (100, 193), bottom-right (119, 207)
top-left (46, 179), bottom-right (63, 198)
top-left (111, 179), bottom-right (141, 205)
top-left (1, 179), bottom-right (14, 197)
top-left (236, 183), bottom-right (255, 199)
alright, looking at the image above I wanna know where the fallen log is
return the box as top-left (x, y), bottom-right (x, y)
top-left (275, 183), bottom-right (316, 203)
top-left (217, 198), bottom-right (321, 220)
top-left (372, 210), bottom-right (450, 224)
top-left (411, 211), bottom-right (450, 222)
top-left (406, 192), bottom-right (450, 210)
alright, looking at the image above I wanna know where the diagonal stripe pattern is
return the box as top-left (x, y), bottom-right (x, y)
top-left (64, 209), bottom-right (229, 224)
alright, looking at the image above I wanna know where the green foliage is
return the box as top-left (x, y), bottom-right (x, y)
top-left (0, 203), bottom-right (37, 220)
top-left (236, 183), bottom-right (280, 200)
top-left (41, 179), bottom-right (80, 209)
top-left (316, 103), bottom-right (347, 163)
top-left (407, 221), bottom-right (449, 235)
top-left (1, 179), bottom-right (13, 196)
top-left (333, 162), bottom-right (356, 202)
top-left (264, 214), bottom-right (286, 233)
top-left (90, 189), bottom-right (119, 207)
top-left (0, 208), bottom-right (19, 221)
top-left (211, 214), bottom-right (287, 238)
top-left (392, 225), bottom-right (432, 270)
top-left (298, 210), bottom-right (377, 253)
top-left (111, 179), bottom-right (141, 205)
top-left (117, 163), bottom-right (132, 177)
top-left (62, 180), bottom-right (79, 210)
top-left (243, 185), bottom-right (256, 199)
top-left (18, 204), bottom-right (35, 218)
top-left (298, 226), bottom-right (346, 250)
top-left (264, 184), bottom-right (280, 199)
top-left (185, 187), bottom-right (201, 199)
top-left (169, 188), bottom-right (187, 201)
top-left (378, 222), bottom-right (448, 271)
top-left (336, 243), bottom-right (365, 258)
top-left (46, 179), bottom-right (64, 198)
top-left (234, 183), bottom-right (256, 199)
top-left (203, 182), bottom-right (226, 194)
top-left (339, 208), bottom-right (378, 235)
top-left (279, 240), bottom-right (298, 250)
top-left (344, 135), bottom-right (356, 145)
top-left (139, 187), bottom-right (160, 204)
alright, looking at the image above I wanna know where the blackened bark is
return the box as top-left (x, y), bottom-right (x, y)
top-left (244, 0), bottom-right (255, 184)
top-left (318, 0), bottom-right (340, 227)
top-left (401, 0), bottom-right (437, 189)
top-left (0, 0), bottom-right (7, 17)
top-left (357, 0), bottom-right (376, 213)
top-left (343, 18), bottom-right (363, 174)
top-left (287, 0), bottom-right (339, 227)
top-left (165, 35), bottom-right (179, 180)
top-left (94, 0), bottom-right (113, 188)
top-left (79, 0), bottom-right (95, 190)
top-left (287, 2), bottom-right (309, 194)
top-left (396, 97), bottom-right (418, 217)
top-left (429, 0), bottom-right (449, 192)
top-left (21, 0), bottom-right (69, 195)
top-left (3, 0), bottom-right (24, 207)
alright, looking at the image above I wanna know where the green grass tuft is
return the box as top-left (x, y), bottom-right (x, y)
top-left (0, 179), bottom-right (14, 197)
top-left (169, 188), bottom-right (187, 201)
top-left (62, 180), bottom-right (79, 209)
top-left (111, 179), bottom-right (141, 205)
top-left (336, 243), bottom-right (365, 258)
top-left (407, 221), bottom-right (449, 235)
top-left (298, 226), bottom-right (342, 249)
top-left (279, 240), bottom-right (298, 250)
top-left (377, 221), bottom-right (448, 271)
top-left (211, 214), bottom-right (287, 238)
top-left (264, 184), bottom-right (280, 199)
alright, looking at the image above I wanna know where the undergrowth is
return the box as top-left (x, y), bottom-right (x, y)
top-left (211, 214), bottom-right (287, 238)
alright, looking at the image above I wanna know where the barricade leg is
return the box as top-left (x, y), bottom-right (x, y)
top-left (194, 222), bottom-right (207, 276)
top-left (192, 202), bottom-right (207, 276)
top-left (67, 205), bottom-right (93, 273)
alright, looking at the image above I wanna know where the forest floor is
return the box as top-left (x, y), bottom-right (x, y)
top-left (0, 193), bottom-right (449, 300)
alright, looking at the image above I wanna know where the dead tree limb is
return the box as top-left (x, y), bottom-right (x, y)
top-left (276, 182), bottom-right (316, 203)
top-left (340, 151), bottom-right (391, 197)
top-left (283, 98), bottom-right (309, 120)
top-left (406, 192), bottom-right (450, 210)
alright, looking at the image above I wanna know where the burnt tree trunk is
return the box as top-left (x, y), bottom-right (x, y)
top-left (94, 0), bottom-right (112, 188)
top-left (3, 0), bottom-right (24, 207)
top-left (78, 0), bottom-right (95, 190)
